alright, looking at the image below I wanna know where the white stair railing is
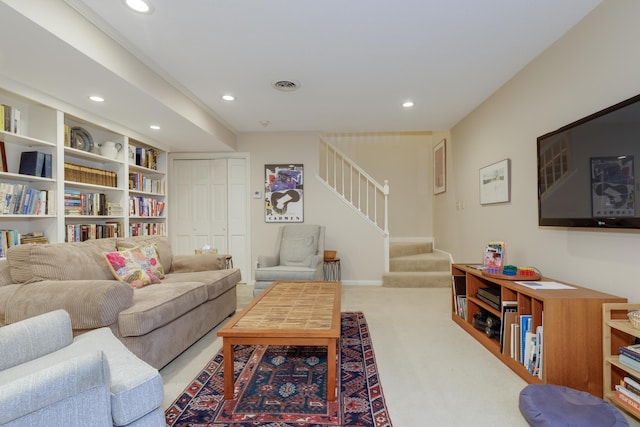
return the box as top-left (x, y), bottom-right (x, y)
top-left (317, 137), bottom-right (390, 271)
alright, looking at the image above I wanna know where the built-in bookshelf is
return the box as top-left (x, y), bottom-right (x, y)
top-left (0, 86), bottom-right (168, 252)
top-left (451, 264), bottom-right (626, 397)
top-left (603, 303), bottom-right (640, 419)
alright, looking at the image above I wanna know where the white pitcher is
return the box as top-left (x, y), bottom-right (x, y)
top-left (100, 141), bottom-right (122, 159)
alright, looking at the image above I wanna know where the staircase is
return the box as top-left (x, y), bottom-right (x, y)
top-left (382, 241), bottom-right (451, 288)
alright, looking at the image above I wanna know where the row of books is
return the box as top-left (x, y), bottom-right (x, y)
top-left (501, 306), bottom-right (543, 379)
top-left (129, 196), bottom-right (165, 217)
top-left (64, 163), bottom-right (118, 188)
top-left (65, 223), bottom-right (123, 243)
top-left (0, 183), bottom-right (54, 216)
top-left (0, 230), bottom-right (48, 258)
top-left (129, 222), bottom-right (166, 237)
top-left (128, 172), bottom-right (165, 194)
top-left (129, 144), bottom-right (159, 170)
top-left (452, 275), bottom-right (467, 319)
top-left (64, 190), bottom-right (123, 216)
top-left (1, 104), bottom-right (21, 134)
top-left (615, 351), bottom-right (640, 413)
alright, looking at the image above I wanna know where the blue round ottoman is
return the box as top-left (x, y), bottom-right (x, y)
top-left (519, 384), bottom-right (628, 426)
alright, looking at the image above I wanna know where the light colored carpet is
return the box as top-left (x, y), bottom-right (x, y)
top-left (161, 284), bottom-right (639, 427)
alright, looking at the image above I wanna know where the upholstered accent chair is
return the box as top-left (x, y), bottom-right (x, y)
top-left (0, 310), bottom-right (164, 427)
top-left (254, 224), bottom-right (325, 297)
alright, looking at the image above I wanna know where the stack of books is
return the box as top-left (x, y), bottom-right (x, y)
top-left (616, 344), bottom-right (640, 411)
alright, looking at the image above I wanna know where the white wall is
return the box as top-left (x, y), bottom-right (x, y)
top-left (434, 0), bottom-right (640, 300)
top-left (238, 132), bottom-right (386, 284)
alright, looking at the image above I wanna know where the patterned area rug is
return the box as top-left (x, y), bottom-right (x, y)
top-left (165, 311), bottom-right (393, 427)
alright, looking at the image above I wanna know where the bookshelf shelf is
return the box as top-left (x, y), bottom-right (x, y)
top-left (0, 85), bottom-right (168, 250)
top-left (603, 303), bottom-right (640, 418)
top-left (452, 264), bottom-right (626, 397)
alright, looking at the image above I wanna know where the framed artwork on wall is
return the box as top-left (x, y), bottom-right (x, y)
top-left (434, 139), bottom-right (446, 194)
top-left (480, 159), bottom-right (511, 205)
top-left (264, 163), bottom-right (304, 222)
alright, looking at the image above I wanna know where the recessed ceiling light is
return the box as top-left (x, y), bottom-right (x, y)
top-left (89, 95), bottom-right (104, 102)
top-left (125, 0), bottom-right (153, 14)
top-left (222, 95), bottom-right (235, 101)
top-left (402, 101), bottom-right (415, 108)
top-left (150, 125), bottom-right (160, 130)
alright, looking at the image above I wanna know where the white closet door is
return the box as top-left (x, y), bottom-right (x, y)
top-left (173, 159), bottom-right (214, 254)
top-left (170, 157), bottom-right (248, 282)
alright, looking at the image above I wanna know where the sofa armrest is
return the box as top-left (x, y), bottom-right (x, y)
top-left (4, 280), bottom-right (133, 330)
top-left (170, 254), bottom-right (226, 273)
top-left (257, 255), bottom-right (278, 268)
top-left (0, 310), bottom-right (72, 371)
top-left (0, 351), bottom-right (111, 425)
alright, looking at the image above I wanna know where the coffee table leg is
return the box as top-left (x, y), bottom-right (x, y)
top-left (327, 338), bottom-right (337, 401)
top-left (223, 340), bottom-right (234, 399)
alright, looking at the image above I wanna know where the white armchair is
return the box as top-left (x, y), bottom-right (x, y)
top-left (254, 224), bottom-right (325, 297)
top-left (0, 310), bottom-right (165, 427)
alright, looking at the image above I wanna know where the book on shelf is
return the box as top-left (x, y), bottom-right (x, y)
top-left (621, 376), bottom-right (640, 397)
top-left (41, 153), bottom-right (52, 178)
top-left (128, 143), bottom-right (137, 165)
top-left (620, 353), bottom-right (640, 372)
top-left (620, 347), bottom-right (640, 363)
top-left (519, 314), bottom-right (532, 364)
top-left (511, 322), bottom-right (520, 361)
top-left (19, 151), bottom-right (46, 176)
top-left (452, 275), bottom-right (466, 317)
top-left (616, 385), bottom-right (640, 411)
top-left (500, 301), bottom-right (517, 355)
top-left (2, 104), bottom-right (21, 134)
top-left (484, 241), bottom-right (505, 269)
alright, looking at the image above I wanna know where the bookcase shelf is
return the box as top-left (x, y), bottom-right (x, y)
top-left (603, 303), bottom-right (640, 418)
top-left (0, 83), bottom-right (168, 250)
top-left (452, 264), bottom-right (626, 397)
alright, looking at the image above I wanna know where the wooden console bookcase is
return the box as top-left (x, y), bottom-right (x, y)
top-left (452, 264), bottom-right (626, 397)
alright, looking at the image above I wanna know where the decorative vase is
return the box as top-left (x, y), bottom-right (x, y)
top-left (100, 141), bottom-right (122, 159)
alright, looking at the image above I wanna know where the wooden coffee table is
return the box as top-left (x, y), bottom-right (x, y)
top-left (217, 281), bottom-right (342, 401)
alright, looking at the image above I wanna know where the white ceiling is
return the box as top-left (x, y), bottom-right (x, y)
top-left (0, 0), bottom-right (602, 152)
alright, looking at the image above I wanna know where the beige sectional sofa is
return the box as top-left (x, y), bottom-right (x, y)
top-left (0, 235), bottom-right (241, 369)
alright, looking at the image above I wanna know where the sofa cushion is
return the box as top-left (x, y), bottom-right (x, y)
top-left (4, 280), bottom-right (133, 329)
top-left (162, 269), bottom-right (241, 301)
top-left (0, 284), bottom-right (19, 326)
top-left (117, 282), bottom-right (207, 337)
top-left (7, 238), bottom-right (117, 283)
top-left (104, 245), bottom-right (164, 288)
top-left (0, 261), bottom-right (13, 286)
top-left (117, 236), bottom-right (172, 274)
top-left (279, 225), bottom-right (320, 267)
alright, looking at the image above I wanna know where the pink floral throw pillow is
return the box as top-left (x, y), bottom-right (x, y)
top-left (104, 245), bottom-right (164, 288)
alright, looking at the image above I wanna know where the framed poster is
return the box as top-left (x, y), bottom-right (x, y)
top-left (265, 163), bottom-right (304, 222)
top-left (590, 156), bottom-right (634, 217)
top-left (480, 159), bottom-right (511, 205)
top-left (433, 139), bottom-right (446, 194)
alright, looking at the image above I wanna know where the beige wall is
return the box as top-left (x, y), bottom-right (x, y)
top-left (238, 132), bottom-right (387, 284)
top-left (434, 0), bottom-right (640, 299)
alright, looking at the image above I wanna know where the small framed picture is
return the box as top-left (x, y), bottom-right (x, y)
top-left (0, 142), bottom-right (7, 172)
top-left (480, 159), bottom-right (511, 205)
top-left (433, 139), bottom-right (446, 194)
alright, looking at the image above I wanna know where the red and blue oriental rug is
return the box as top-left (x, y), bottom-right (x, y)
top-left (165, 311), bottom-right (393, 427)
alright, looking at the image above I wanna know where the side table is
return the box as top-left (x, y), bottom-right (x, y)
top-left (324, 258), bottom-right (341, 281)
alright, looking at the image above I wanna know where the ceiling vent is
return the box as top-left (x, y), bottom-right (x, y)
top-left (272, 80), bottom-right (300, 92)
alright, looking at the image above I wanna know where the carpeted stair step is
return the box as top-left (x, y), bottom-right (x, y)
top-left (383, 241), bottom-right (451, 288)
top-left (382, 271), bottom-right (452, 288)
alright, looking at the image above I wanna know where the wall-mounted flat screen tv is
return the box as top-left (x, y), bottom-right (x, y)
top-left (537, 93), bottom-right (640, 229)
